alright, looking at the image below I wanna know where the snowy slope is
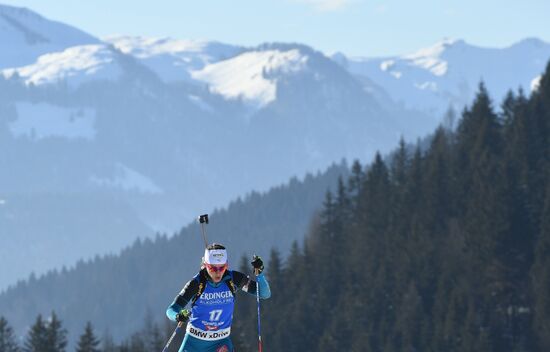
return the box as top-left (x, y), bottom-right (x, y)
top-left (191, 48), bottom-right (309, 108)
top-left (104, 35), bottom-right (243, 82)
top-left (0, 4), bottom-right (99, 69)
top-left (336, 38), bottom-right (550, 116)
top-left (9, 102), bottom-right (96, 140)
top-left (2, 44), bottom-right (123, 86)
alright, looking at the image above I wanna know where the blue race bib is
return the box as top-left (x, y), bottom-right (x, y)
top-left (187, 279), bottom-right (235, 340)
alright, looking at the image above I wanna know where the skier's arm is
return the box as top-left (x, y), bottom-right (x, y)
top-left (166, 279), bottom-right (199, 321)
top-left (232, 271), bottom-right (271, 299)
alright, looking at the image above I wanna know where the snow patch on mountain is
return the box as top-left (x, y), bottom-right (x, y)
top-left (2, 44), bottom-right (121, 86)
top-left (380, 60), bottom-right (394, 71)
top-left (90, 164), bottom-right (163, 195)
top-left (191, 49), bottom-right (308, 108)
top-left (9, 102), bottom-right (96, 140)
top-left (103, 35), bottom-right (243, 82)
top-left (401, 38), bottom-right (457, 76)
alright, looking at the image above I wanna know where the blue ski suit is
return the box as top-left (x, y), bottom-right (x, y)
top-left (167, 268), bottom-right (271, 352)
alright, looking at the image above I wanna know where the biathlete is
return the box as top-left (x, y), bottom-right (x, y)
top-left (166, 243), bottom-right (271, 352)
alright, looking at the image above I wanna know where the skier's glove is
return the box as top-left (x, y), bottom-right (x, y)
top-left (175, 309), bottom-right (190, 322)
top-left (251, 255), bottom-right (264, 274)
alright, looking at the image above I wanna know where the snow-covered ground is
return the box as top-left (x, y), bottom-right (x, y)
top-left (10, 102), bottom-right (96, 140)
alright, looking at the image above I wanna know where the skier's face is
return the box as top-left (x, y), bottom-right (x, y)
top-left (206, 263), bottom-right (227, 282)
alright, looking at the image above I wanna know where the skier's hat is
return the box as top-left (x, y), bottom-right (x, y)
top-left (204, 244), bottom-right (228, 265)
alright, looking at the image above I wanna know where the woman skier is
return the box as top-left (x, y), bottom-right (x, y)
top-left (166, 243), bottom-right (271, 352)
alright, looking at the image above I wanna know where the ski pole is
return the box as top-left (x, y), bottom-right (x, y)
top-left (161, 217), bottom-right (209, 352)
top-left (162, 321), bottom-right (183, 352)
top-left (198, 214), bottom-right (209, 248)
top-left (255, 267), bottom-right (263, 352)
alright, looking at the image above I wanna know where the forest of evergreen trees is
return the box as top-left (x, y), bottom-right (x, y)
top-left (231, 63), bottom-right (550, 351)
top-left (1, 62), bottom-right (549, 351)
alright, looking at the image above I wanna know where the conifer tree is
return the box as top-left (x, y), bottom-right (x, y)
top-left (100, 331), bottom-right (116, 352)
top-left (531, 182), bottom-right (550, 350)
top-left (501, 89), bottom-right (534, 258)
top-left (76, 322), bottom-right (100, 352)
top-left (266, 248), bottom-right (282, 285)
top-left (23, 315), bottom-right (47, 352)
top-left (424, 126), bottom-right (452, 228)
top-left (231, 255), bottom-right (255, 351)
top-left (347, 159), bottom-right (364, 202)
top-left (335, 176), bottom-right (351, 223)
top-left (128, 333), bottom-right (146, 352)
top-left (0, 316), bottom-right (20, 352)
top-left (145, 322), bottom-right (165, 351)
top-left (528, 60), bottom-right (550, 230)
top-left (353, 152), bottom-right (391, 270)
top-left (390, 138), bottom-right (409, 189)
top-left (44, 312), bottom-right (66, 352)
top-left (394, 282), bottom-right (424, 351)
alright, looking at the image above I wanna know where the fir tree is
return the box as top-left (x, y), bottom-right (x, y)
top-left (145, 322), bottom-right (165, 351)
top-left (231, 254), bottom-right (255, 351)
top-left (531, 182), bottom-right (550, 350)
top-left (0, 316), bottom-right (20, 352)
top-left (44, 312), bottom-right (66, 352)
top-left (390, 138), bottom-right (409, 189)
top-left (76, 322), bottom-right (100, 352)
top-left (347, 159), bottom-right (364, 202)
top-left (100, 331), bottom-right (116, 352)
top-left (128, 333), bottom-right (146, 352)
top-left (23, 315), bottom-right (47, 352)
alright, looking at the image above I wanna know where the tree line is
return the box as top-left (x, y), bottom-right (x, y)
top-left (0, 312), bottom-right (184, 352)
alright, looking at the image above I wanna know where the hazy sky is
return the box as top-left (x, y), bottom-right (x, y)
top-left (3, 0), bottom-right (550, 57)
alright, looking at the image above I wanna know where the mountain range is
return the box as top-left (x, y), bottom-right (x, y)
top-left (332, 37), bottom-right (550, 116)
top-left (1, 2), bottom-right (549, 292)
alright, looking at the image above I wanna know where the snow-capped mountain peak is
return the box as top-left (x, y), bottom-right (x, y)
top-left (190, 48), bottom-right (309, 109)
top-left (404, 38), bottom-right (463, 58)
top-left (400, 38), bottom-right (465, 76)
top-left (103, 35), bottom-right (243, 82)
top-left (2, 44), bottom-right (122, 86)
top-left (0, 4), bottom-right (99, 69)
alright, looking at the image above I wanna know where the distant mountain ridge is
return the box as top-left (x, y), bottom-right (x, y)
top-left (333, 37), bottom-right (550, 116)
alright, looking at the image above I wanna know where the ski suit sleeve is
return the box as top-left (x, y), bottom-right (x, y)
top-left (232, 271), bottom-right (271, 299)
top-left (166, 279), bottom-right (200, 321)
